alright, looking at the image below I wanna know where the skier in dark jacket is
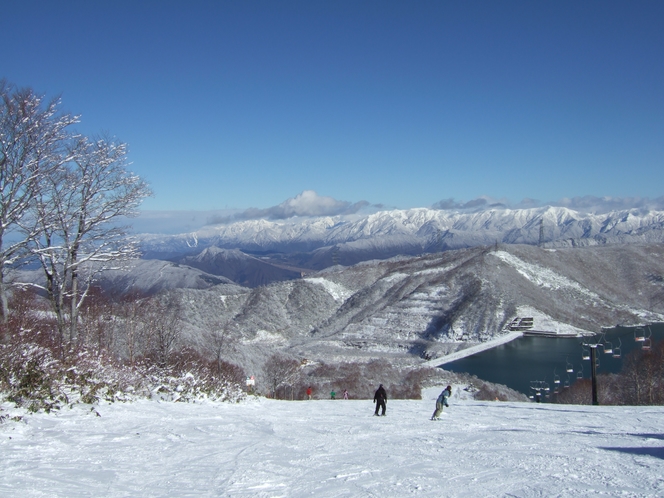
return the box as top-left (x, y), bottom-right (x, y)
top-left (374, 384), bottom-right (387, 416)
top-left (431, 385), bottom-right (452, 420)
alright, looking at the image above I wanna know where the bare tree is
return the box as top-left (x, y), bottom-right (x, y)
top-left (0, 80), bottom-right (77, 328)
top-left (29, 134), bottom-right (152, 345)
top-left (201, 317), bottom-right (238, 378)
top-left (143, 294), bottom-right (182, 368)
top-left (263, 353), bottom-right (301, 398)
top-left (647, 273), bottom-right (664, 313)
top-left (116, 292), bottom-right (150, 365)
top-left (78, 286), bottom-right (117, 353)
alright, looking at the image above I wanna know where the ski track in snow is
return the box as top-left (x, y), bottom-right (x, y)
top-left (1, 389), bottom-right (663, 497)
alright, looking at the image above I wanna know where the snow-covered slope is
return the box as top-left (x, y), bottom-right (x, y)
top-left (12, 259), bottom-right (237, 297)
top-left (2, 393), bottom-right (663, 496)
top-left (137, 207), bottom-right (664, 266)
top-left (173, 243), bottom-right (664, 381)
top-left (178, 246), bottom-right (303, 287)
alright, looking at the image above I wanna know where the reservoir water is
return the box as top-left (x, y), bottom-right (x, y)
top-left (444, 323), bottom-right (664, 398)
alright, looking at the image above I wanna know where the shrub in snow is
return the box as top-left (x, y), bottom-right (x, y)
top-left (0, 340), bottom-right (65, 413)
top-left (0, 330), bottom-right (246, 413)
top-left (473, 383), bottom-right (510, 402)
top-left (298, 359), bottom-right (444, 400)
top-left (145, 367), bottom-right (246, 403)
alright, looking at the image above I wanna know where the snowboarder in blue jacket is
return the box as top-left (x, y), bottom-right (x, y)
top-left (431, 385), bottom-right (451, 420)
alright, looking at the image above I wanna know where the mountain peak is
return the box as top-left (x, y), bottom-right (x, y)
top-left (138, 207), bottom-right (664, 269)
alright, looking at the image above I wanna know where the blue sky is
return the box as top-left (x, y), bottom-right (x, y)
top-left (2, 1), bottom-right (664, 217)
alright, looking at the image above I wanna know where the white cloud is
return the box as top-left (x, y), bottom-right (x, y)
top-left (432, 195), bottom-right (664, 214)
top-left (552, 195), bottom-right (664, 213)
top-left (209, 190), bottom-right (370, 223)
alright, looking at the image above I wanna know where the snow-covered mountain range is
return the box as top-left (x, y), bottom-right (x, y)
top-left (137, 206), bottom-right (664, 270)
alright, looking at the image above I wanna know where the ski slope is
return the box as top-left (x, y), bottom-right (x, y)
top-left (1, 386), bottom-right (663, 497)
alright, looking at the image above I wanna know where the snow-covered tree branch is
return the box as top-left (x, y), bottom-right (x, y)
top-left (28, 133), bottom-right (152, 345)
top-left (0, 80), bottom-right (78, 327)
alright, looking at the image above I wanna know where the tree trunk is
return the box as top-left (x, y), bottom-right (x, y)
top-left (0, 268), bottom-right (9, 329)
top-left (70, 266), bottom-right (78, 344)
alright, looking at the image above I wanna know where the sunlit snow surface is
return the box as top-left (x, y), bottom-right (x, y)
top-left (1, 387), bottom-right (663, 497)
top-left (304, 277), bottom-right (353, 302)
top-left (491, 250), bottom-right (599, 299)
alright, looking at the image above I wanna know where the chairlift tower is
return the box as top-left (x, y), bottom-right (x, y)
top-left (581, 337), bottom-right (600, 406)
top-left (529, 380), bottom-right (546, 402)
top-left (538, 218), bottom-right (544, 246)
top-left (589, 345), bottom-right (598, 405)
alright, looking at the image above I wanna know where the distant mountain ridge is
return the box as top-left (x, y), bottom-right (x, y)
top-left (138, 206), bottom-right (664, 268)
top-left (179, 247), bottom-right (302, 287)
top-left (12, 259), bottom-right (234, 297)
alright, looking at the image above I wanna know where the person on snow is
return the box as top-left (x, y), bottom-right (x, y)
top-left (374, 384), bottom-right (387, 416)
top-left (306, 386), bottom-right (312, 400)
top-left (431, 385), bottom-right (452, 420)
top-left (330, 390), bottom-right (336, 399)
top-left (343, 389), bottom-right (349, 400)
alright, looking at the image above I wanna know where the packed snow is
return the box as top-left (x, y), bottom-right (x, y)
top-left (2, 386), bottom-right (663, 497)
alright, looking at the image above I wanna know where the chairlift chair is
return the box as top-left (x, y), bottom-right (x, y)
top-left (642, 337), bottom-right (652, 351)
top-left (553, 368), bottom-right (561, 384)
top-left (582, 345), bottom-right (591, 361)
top-left (564, 375), bottom-right (570, 388)
top-left (566, 356), bottom-right (574, 373)
top-left (603, 340), bottom-right (613, 355)
top-left (634, 327), bottom-right (646, 342)
top-left (612, 338), bottom-right (622, 358)
top-left (530, 381), bottom-right (541, 395)
top-left (576, 364), bottom-right (584, 380)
